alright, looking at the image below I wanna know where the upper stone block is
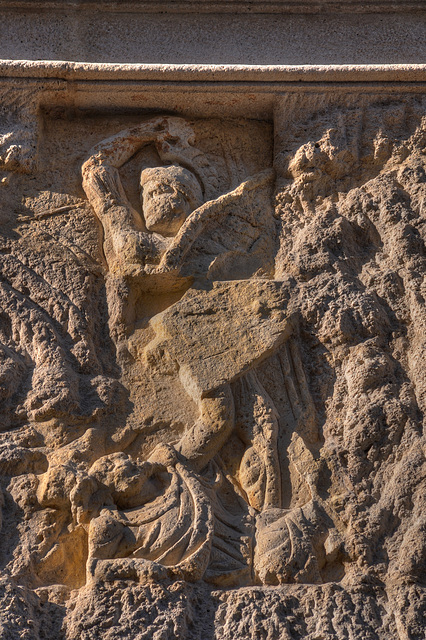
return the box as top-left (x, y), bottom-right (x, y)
top-left (0, 0), bottom-right (425, 65)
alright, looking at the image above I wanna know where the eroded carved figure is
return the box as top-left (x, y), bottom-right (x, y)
top-left (1, 101), bottom-right (425, 636)
top-left (40, 115), bottom-right (338, 588)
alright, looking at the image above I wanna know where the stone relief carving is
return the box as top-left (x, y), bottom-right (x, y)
top-left (0, 100), bottom-right (425, 638)
top-left (62, 115), bottom-right (337, 587)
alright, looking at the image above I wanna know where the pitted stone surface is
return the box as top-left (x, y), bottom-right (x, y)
top-left (0, 12), bottom-right (425, 638)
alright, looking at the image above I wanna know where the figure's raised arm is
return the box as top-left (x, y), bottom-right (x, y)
top-left (81, 117), bottom-right (186, 273)
top-left (83, 118), bottom-right (169, 171)
top-left (81, 116), bottom-right (219, 276)
top-left (81, 117), bottom-right (174, 218)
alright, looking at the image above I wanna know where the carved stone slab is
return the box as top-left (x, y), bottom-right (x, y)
top-left (0, 4), bottom-right (425, 638)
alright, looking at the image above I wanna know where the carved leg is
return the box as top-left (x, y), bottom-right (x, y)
top-left (176, 384), bottom-right (234, 473)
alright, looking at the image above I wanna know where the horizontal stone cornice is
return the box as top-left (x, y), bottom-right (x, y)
top-left (0, 61), bottom-right (425, 83)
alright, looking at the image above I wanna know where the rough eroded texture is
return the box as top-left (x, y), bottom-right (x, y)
top-left (0, 98), bottom-right (425, 638)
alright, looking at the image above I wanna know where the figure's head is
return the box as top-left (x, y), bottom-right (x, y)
top-left (140, 164), bottom-right (203, 236)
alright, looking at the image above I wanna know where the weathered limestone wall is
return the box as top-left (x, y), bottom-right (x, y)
top-left (0, 2), bottom-right (425, 639)
top-left (1, 1), bottom-right (426, 64)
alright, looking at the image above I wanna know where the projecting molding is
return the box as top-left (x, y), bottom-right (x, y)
top-left (1, 61), bottom-right (425, 82)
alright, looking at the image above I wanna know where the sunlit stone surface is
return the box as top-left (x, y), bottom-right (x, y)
top-left (0, 2), bottom-right (425, 638)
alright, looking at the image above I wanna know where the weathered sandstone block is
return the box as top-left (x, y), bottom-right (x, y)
top-left (0, 2), bottom-right (425, 638)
